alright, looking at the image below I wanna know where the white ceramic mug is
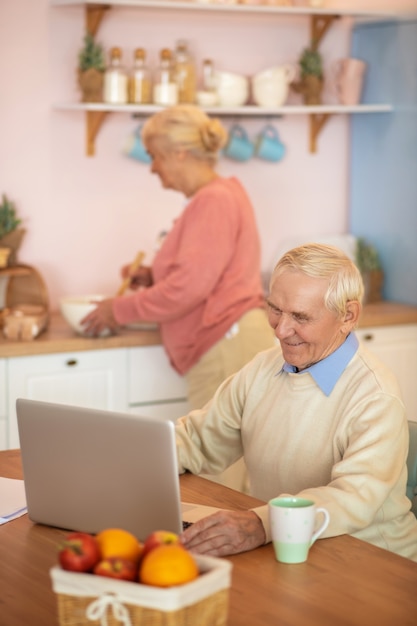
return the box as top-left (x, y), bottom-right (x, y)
top-left (269, 497), bottom-right (330, 564)
top-left (334, 58), bottom-right (367, 105)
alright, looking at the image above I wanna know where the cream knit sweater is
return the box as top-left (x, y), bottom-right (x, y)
top-left (176, 341), bottom-right (417, 561)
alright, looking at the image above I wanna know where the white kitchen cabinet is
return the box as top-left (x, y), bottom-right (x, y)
top-left (6, 349), bottom-right (128, 450)
top-left (127, 345), bottom-right (189, 422)
top-left (0, 359), bottom-right (6, 450)
top-left (51, 0), bottom-right (397, 155)
top-left (357, 324), bottom-right (417, 422)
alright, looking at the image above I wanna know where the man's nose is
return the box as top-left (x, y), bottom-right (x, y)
top-left (273, 314), bottom-right (293, 338)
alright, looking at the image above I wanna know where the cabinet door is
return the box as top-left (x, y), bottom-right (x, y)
top-left (6, 349), bottom-right (128, 449)
top-left (357, 324), bottom-right (417, 421)
top-left (128, 346), bottom-right (188, 404)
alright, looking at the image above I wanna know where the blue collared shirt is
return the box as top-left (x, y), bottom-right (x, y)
top-left (281, 332), bottom-right (359, 396)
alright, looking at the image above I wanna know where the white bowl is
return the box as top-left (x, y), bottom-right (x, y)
top-left (214, 71), bottom-right (249, 107)
top-left (196, 90), bottom-right (219, 107)
top-left (60, 295), bottom-right (111, 337)
top-left (253, 80), bottom-right (290, 107)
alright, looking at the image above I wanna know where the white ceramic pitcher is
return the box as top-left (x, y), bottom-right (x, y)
top-left (252, 64), bottom-right (296, 107)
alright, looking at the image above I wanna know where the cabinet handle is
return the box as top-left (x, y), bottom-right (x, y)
top-left (362, 333), bottom-right (374, 342)
top-left (66, 359), bottom-right (78, 367)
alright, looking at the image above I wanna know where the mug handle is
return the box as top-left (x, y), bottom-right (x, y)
top-left (310, 507), bottom-right (330, 545)
top-left (262, 124), bottom-right (280, 140)
top-left (230, 124), bottom-right (248, 140)
top-left (284, 64), bottom-right (297, 84)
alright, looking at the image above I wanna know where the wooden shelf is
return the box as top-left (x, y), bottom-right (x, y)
top-left (51, 0), bottom-right (399, 154)
top-left (53, 102), bottom-right (393, 154)
top-left (0, 266), bottom-right (33, 279)
top-left (50, 0), bottom-right (399, 20)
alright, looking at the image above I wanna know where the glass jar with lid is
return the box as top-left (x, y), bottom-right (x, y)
top-left (129, 48), bottom-right (152, 104)
top-left (153, 48), bottom-right (178, 106)
top-left (103, 47), bottom-right (128, 104)
top-left (174, 39), bottom-right (197, 104)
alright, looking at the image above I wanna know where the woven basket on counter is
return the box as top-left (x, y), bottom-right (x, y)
top-left (50, 554), bottom-right (232, 626)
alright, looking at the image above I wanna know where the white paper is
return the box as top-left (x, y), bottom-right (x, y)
top-left (0, 477), bottom-right (27, 524)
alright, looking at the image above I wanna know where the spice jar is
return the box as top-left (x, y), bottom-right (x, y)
top-left (153, 48), bottom-right (178, 106)
top-left (129, 48), bottom-right (152, 104)
top-left (103, 47), bottom-right (128, 104)
top-left (174, 39), bottom-right (197, 104)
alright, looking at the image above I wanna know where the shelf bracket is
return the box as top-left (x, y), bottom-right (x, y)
top-left (309, 113), bottom-right (331, 153)
top-left (86, 110), bottom-right (109, 156)
top-left (310, 14), bottom-right (338, 49)
top-left (86, 4), bottom-right (111, 37)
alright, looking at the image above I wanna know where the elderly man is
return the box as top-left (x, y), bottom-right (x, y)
top-left (177, 243), bottom-right (417, 561)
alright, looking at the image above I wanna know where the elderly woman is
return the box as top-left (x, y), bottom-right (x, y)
top-left (82, 105), bottom-right (275, 489)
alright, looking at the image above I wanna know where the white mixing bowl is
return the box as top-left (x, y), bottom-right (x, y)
top-left (214, 71), bottom-right (249, 107)
top-left (60, 295), bottom-right (111, 337)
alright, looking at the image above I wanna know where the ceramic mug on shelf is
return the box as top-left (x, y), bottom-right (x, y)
top-left (223, 124), bottom-right (254, 162)
top-left (124, 126), bottom-right (151, 164)
top-left (255, 125), bottom-right (286, 162)
top-left (269, 496), bottom-right (330, 564)
top-left (334, 58), bottom-right (367, 106)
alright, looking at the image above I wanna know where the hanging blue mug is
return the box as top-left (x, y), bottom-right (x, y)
top-left (223, 124), bottom-right (254, 162)
top-left (255, 125), bottom-right (286, 162)
top-left (124, 126), bottom-right (151, 164)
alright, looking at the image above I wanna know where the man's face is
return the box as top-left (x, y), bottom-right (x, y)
top-left (267, 269), bottom-right (350, 371)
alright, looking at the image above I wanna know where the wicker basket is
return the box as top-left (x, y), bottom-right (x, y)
top-left (50, 555), bottom-right (232, 626)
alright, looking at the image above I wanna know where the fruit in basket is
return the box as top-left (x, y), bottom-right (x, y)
top-left (93, 557), bottom-right (138, 581)
top-left (95, 528), bottom-right (143, 564)
top-left (58, 532), bottom-right (101, 573)
top-left (142, 530), bottom-right (180, 559)
top-left (139, 544), bottom-right (199, 587)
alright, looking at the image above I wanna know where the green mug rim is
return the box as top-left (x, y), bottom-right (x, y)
top-left (269, 497), bottom-right (314, 509)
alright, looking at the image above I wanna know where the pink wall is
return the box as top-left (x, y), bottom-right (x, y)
top-left (0, 0), bottom-right (414, 311)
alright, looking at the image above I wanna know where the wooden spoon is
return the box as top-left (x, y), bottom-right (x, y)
top-left (116, 251), bottom-right (145, 296)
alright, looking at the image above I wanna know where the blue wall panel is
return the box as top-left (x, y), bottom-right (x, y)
top-left (349, 20), bottom-right (417, 305)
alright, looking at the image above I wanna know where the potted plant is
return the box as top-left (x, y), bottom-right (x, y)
top-left (0, 194), bottom-right (25, 266)
top-left (78, 32), bottom-right (106, 103)
top-left (292, 46), bottom-right (324, 105)
top-left (355, 237), bottom-right (384, 303)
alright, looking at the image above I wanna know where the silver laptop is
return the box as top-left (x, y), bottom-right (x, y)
top-left (16, 399), bottom-right (219, 540)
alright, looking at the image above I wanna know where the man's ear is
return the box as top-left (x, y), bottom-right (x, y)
top-left (342, 300), bottom-right (361, 331)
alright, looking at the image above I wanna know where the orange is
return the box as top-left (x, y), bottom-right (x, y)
top-left (95, 528), bottom-right (143, 564)
top-left (139, 544), bottom-right (199, 587)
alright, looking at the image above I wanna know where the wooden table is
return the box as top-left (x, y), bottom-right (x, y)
top-left (1, 450), bottom-right (417, 626)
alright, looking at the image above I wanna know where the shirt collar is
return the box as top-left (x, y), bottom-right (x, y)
top-left (281, 332), bottom-right (359, 396)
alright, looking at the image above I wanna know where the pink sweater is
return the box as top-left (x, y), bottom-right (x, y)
top-left (113, 177), bottom-right (266, 374)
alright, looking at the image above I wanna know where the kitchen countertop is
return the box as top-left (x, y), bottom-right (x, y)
top-left (0, 313), bottom-right (162, 358)
top-left (0, 301), bottom-right (416, 359)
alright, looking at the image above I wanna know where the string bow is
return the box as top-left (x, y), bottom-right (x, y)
top-left (86, 592), bottom-right (132, 626)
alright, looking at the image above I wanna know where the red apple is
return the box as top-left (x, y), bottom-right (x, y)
top-left (58, 532), bottom-right (101, 573)
top-left (93, 557), bottom-right (137, 581)
top-left (142, 530), bottom-right (180, 559)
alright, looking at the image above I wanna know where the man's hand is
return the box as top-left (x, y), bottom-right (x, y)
top-left (180, 510), bottom-right (266, 557)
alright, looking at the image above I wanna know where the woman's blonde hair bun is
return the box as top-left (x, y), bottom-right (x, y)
top-left (142, 105), bottom-right (227, 163)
